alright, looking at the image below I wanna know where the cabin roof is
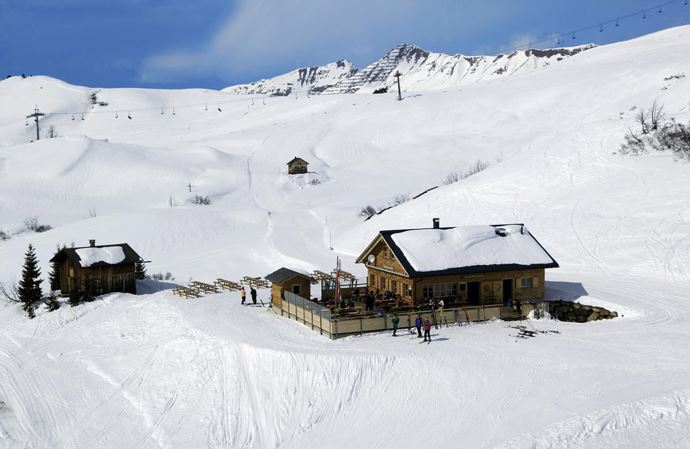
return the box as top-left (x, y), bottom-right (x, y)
top-left (356, 224), bottom-right (559, 278)
top-left (287, 157), bottom-right (309, 166)
top-left (50, 243), bottom-right (142, 268)
top-left (265, 267), bottom-right (313, 284)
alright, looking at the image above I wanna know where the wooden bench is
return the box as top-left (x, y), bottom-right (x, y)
top-left (240, 276), bottom-right (270, 289)
top-left (172, 285), bottom-right (201, 299)
top-left (215, 278), bottom-right (241, 291)
top-left (190, 281), bottom-right (220, 294)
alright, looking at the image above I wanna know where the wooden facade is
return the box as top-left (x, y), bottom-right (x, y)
top-left (50, 242), bottom-right (142, 296)
top-left (356, 223), bottom-right (558, 306)
top-left (265, 267), bottom-right (313, 307)
top-left (287, 157), bottom-right (309, 175)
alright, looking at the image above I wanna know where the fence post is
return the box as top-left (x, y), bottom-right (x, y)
top-left (360, 317), bottom-right (363, 335)
top-left (311, 307), bottom-right (314, 330)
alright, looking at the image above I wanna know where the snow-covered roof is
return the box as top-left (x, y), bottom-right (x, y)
top-left (75, 247), bottom-right (126, 268)
top-left (359, 224), bottom-right (558, 277)
top-left (50, 243), bottom-right (142, 268)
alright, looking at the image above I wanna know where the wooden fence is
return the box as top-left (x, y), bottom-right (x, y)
top-left (276, 291), bottom-right (536, 339)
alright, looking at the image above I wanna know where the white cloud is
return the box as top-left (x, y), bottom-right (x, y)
top-left (139, 0), bottom-right (518, 85)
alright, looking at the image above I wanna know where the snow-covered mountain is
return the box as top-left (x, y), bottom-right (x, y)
top-left (222, 59), bottom-right (355, 96)
top-left (224, 43), bottom-right (593, 96)
top-left (1, 26), bottom-right (690, 449)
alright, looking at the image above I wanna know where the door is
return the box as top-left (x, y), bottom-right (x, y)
top-left (467, 282), bottom-right (480, 305)
top-left (503, 279), bottom-right (513, 306)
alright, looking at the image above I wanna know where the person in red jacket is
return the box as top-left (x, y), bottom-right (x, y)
top-left (423, 318), bottom-right (432, 342)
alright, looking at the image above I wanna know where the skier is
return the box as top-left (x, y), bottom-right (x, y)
top-left (391, 313), bottom-right (400, 336)
top-left (423, 318), bottom-right (432, 342)
top-left (240, 286), bottom-right (246, 305)
top-left (250, 287), bottom-right (257, 305)
top-left (415, 315), bottom-right (423, 338)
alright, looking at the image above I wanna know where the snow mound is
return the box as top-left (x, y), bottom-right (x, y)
top-left (75, 246), bottom-right (126, 267)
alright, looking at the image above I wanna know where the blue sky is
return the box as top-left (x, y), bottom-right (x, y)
top-left (1, 0), bottom-right (689, 89)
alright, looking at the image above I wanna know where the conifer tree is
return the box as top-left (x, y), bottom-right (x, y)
top-left (45, 292), bottom-right (60, 312)
top-left (18, 244), bottom-right (42, 318)
top-left (134, 261), bottom-right (147, 280)
top-left (48, 260), bottom-right (60, 291)
top-left (68, 290), bottom-right (80, 307)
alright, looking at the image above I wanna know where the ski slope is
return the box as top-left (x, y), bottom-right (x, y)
top-left (1, 26), bottom-right (690, 448)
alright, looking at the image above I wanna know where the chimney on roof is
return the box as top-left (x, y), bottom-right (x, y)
top-left (432, 218), bottom-right (440, 229)
top-left (89, 239), bottom-right (96, 247)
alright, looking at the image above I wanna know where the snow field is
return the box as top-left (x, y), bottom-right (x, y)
top-left (0, 26), bottom-right (690, 448)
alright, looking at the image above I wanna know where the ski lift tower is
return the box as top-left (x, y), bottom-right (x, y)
top-left (394, 71), bottom-right (402, 101)
top-left (26, 107), bottom-right (45, 141)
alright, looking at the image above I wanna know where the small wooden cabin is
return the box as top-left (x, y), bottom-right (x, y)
top-left (50, 240), bottom-right (143, 296)
top-left (265, 267), bottom-right (313, 306)
top-left (287, 157), bottom-right (309, 175)
top-left (355, 220), bottom-right (559, 306)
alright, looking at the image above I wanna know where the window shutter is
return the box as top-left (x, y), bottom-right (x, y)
top-left (533, 276), bottom-right (539, 287)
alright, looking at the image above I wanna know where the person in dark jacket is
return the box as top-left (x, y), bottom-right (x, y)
top-left (250, 287), bottom-right (257, 304)
top-left (415, 315), bottom-right (423, 338)
top-left (391, 313), bottom-right (400, 336)
top-left (423, 318), bottom-right (432, 342)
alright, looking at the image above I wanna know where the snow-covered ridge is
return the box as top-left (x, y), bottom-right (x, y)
top-left (222, 60), bottom-right (356, 96)
top-left (224, 42), bottom-right (593, 96)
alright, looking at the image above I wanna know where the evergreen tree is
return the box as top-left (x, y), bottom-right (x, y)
top-left (68, 288), bottom-right (81, 307)
top-left (45, 292), bottom-right (60, 312)
top-left (134, 261), bottom-right (147, 280)
top-left (48, 260), bottom-right (60, 291)
top-left (18, 244), bottom-right (42, 318)
top-left (49, 244), bottom-right (66, 292)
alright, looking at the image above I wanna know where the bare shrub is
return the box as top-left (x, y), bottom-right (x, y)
top-left (47, 126), bottom-right (58, 138)
top-left (0, 279), bottom-right (19, 303)
top-left (621, 102), bottom-right (690, 159)
top-left (23, 217), bottom-right (52, 233)
top-left (23, 217), bottom-right (38, 231)
top-left (443, 171), bottom-right (461, 185)
top-left (0, 230), bottom-right (9, 241)
top-left (392, 194), bottom-right (410, 205)
top-left (190, 195), bottom-right (211, 205)
top-left (467, 159), bottom-right (490, 176)
top-left (147, 272), bottom-right (175, 281)
top-left (359, 205), bottom-right (378, 218)
top-left (442, 159), bottom-right (490, 185)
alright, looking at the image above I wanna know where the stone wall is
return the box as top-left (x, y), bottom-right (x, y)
top-left (547, 301), bottom-right (618, 323)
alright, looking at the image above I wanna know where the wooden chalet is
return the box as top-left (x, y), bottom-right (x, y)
top-left (265, 267), bottom-right (313, 307)
top-left (355, 219), bottom-right (559, 306)
top-left (287, 157), bottom-right (309, 175)
top-left (50, 240), bottom-right (143, 296)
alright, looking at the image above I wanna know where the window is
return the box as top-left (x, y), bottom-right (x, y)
top-left (519, 277), bottom-right (534, 288)
top-left (391, 280), bottom-right (397, 293)
top-left (403, 283), bottom-right (410, 296)
top-left (422, 285), bottom-right (433, 299)
top-left (432, 283), bottom-right (458, 298)
top-left (370, 274), bottom-right (375, 287)
top-left (380, 277), bottom-right (387, 290)
top-left (459, 283), bottom-right (466, 291)
top-left (292, 284), bottom-right (301, 295)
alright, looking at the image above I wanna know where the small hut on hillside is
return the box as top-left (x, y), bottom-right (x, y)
top-left (265, 267), bottom-right (313, 307)
top-left (50, 240), bottom-right (143, 296)
top-left (287, 157), bottom-right (309, 175)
